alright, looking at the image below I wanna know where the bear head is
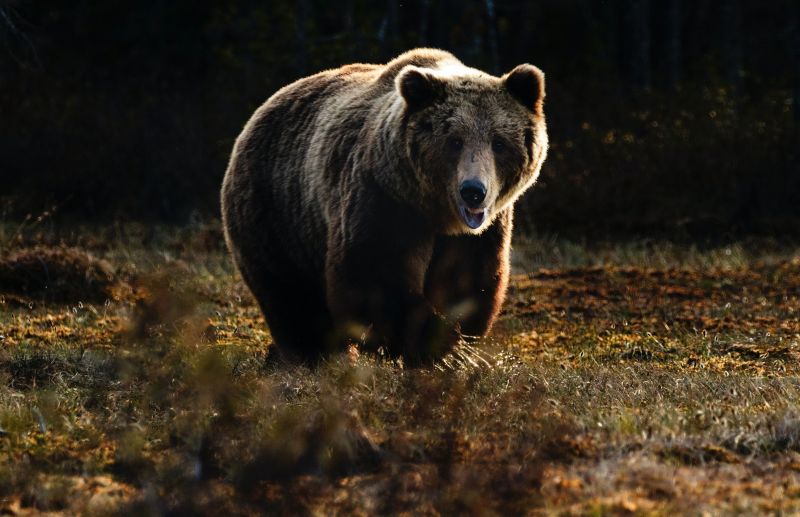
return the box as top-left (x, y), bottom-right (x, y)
top-left (395, 62), bottom-right (548, 235)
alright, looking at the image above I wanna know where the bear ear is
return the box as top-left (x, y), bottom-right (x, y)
top-left (396, 66), bottom-right (446, 111)
top-left (503, 64), bottom-right (545, 115)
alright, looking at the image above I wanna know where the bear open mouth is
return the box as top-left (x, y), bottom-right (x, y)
top-left (459, 206), bottom-right (486, 229)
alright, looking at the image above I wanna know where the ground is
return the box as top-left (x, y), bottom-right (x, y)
top-left (0, 223), bottom-right (799, 515)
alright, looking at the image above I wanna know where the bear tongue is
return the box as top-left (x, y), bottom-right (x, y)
top-left (459, 206), bottom-right (486, 229)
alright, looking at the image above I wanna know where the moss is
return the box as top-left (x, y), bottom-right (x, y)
top-left (0, 247), bottom-right (120, 304)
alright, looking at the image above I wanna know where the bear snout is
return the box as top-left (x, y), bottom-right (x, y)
top-left (459, 180), bottom-right (487, 209)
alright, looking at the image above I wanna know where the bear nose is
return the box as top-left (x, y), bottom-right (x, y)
top-left (459, 180), bottom-right (487, 209)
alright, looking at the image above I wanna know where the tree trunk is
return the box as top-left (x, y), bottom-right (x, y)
top-left (432, 0), bottom-right (448, 50)
top-left (664, 0), bottom-right (681, 90)
top-left (418, 0), bottom-right (430, 47)
top-left (343, 0), bottom-right (356, 61)
top-left (382, 0), bottom-right (399, 59)
top-left (485, 0), bottom-right (500, 74)
top-left (791, 0), bottom-right (800, 125)
top-left (514, 1), bottom-right (536, 65)
top-left (294, 0), bottom-right (310, 77)
top-left (720, 0), bottom-right (741, 96)
top-left (621, 0), bottom-right (651, 91)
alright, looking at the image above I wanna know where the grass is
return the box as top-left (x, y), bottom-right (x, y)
top-left (1, 223), bottom-right (799, 515)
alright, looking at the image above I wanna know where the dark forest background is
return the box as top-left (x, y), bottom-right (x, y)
top-left (1, 0), bottom-right (798, 238)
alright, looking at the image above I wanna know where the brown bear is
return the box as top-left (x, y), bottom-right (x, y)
top-left (221, 48), bottom-right (548, 364)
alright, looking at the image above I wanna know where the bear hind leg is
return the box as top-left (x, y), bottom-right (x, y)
top-left (245, 273), bottom-right (334, 365)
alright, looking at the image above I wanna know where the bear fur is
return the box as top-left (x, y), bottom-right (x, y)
top-left (221, 48), bottom-right (548, 364)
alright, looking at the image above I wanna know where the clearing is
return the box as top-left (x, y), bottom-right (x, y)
top-left (0, 224), bottom-right (799, 515)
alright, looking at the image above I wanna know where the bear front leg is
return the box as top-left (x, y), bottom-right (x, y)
top-left (327, 278), bottom-right (460, 364)
top-left (425, 207), bottom-right (513, 337)
top-left (325, 189), bottom-right (460, 364)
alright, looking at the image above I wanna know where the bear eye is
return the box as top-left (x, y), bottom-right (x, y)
top-left (491, 138), bottom-right (506, 153)
top-left (448, 137), bottom-right (464, 152)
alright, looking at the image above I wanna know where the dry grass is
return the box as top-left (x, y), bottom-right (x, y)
top-left (1, 224), bottom-right (799, 515)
